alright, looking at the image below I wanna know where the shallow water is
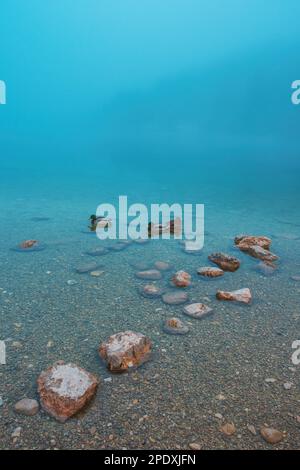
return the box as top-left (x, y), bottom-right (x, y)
top-left (0, 169), bottom-right (299, 450)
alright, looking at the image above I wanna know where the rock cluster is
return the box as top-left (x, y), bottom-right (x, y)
top-left (235, 235), bottom-right (278, 265)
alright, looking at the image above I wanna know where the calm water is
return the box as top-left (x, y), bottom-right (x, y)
top-left (1, 0), bottom-right (300, 450)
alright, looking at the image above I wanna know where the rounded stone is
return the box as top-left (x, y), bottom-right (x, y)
top-left (85, 247), bottom-right (109, 256)
top-left (183, 303), bottom-right (213, 319)
top-left (162, 291), bottom-right (189, 305)
top-left (76, 261), bottom-right (99, 273)
top-left (197, 267), bottom-right (224, 278)
top-left (163, 318), bottom-right (189, 335)
top-left (172, 270), bottom-right (191, 287)
top-left (14, 398), bottom-right (39, 416)
top-left (154, 261), bottom-right (171, 271)
top-left (140, 284), bottom-right (164, 298)
top-left (260, 427), bottom-right (284, 444)
top-left (135, 270), bottom-right (162, 280)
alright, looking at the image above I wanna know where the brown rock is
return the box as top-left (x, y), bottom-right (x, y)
top-left (197, 267), bottom-right (224, 278)
top-left (220, 423), bottom-right (236, 436)
top-left (208, 253), bottom-right (240, 272)
top-left (235, 235), bottom-right (271, 250)
top-left (172, 270), bottom-right (191, 287)
top-left (260, 427), bottom-right (284, 444)
top-left (20, 239), bottom-right (39, 249)
top-left (216, 288), bottom-right (252, 304)
top-left (189, 442), bottom-right (201, 450)
top-left (37, 362), bottom-right (99, 422)
top-left (99, 331), bottom-right (152, 372)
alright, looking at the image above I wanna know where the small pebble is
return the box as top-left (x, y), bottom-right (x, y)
top-left (189, 442), bottom-right (201, 450)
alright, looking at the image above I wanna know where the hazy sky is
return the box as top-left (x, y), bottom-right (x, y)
top-left (0, 1), bottom-right (299, 159)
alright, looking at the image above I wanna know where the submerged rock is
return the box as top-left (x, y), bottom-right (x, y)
top-left (291, 275), bottom-right (300, 282)
top-left (135, 269), bottom-right (162, 280)
top-left (76, 261), bottom-right (99, 273)
top-left (14, 398), bottom-right (39, 416)
top-left (171, 270), bottom-right (191, 287)
top-left (254, 261), bottom-right (276, 276)
top-left (37, 361), bottom-right (99, 422)
top-left (154, 261), bottom-right (171, 271)
top-left (140, 284), bottom-right (164, 298)
top-left (12, 239), bottom-right (46, 252)
top-left (85, 247), bottom-right (109, 256)
top-left (260, 427), bottom-right (284, 444)
top-left (216, 288), bottom-right (252, 304)
top-left (90, 270), bottom-right (105, 277)
top-left (183, 303), bottom-right (213, 319)
top-left (162, 291), bottom-right (189, 305)
top-left (208, 253), bottom-right (240, 272)
top-left (235, 235), bottom-right (271, 250)
top-left (197, 267), bottom-right (224, 278)
top-left (20, 239), bottom-right (39, 249)
top-left (163, 317), bottom-right (189, 335)
top-left (108, 242), bottom-right (128, 252)
top-left (239, 244), bottom-right (278, 263)
top-left (220, 423), bottom-right (236, 436)
top-left (99, 331), bottom-right (152, 372)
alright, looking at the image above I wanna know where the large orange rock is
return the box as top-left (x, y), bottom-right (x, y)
top-left (208, 253), bottom-right (240, 272)
top-left (99, 331), bottom-right (152, 372)
top-left (172, 270), bottom-right (191, 287)
top-left (37, 361), bottom-right (99, 422)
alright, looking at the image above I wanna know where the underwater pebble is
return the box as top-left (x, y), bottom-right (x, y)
top-left (260, 427), bottom-right (284, 444)
top-left (163, 318), bottom-right (189, 335)
top-left (135, 270), bottom-right (162, 280)
top-left (67, 279), bottom-right (77, 286)
top-left (14, 398), bottom-right (39, 416)
top-left (189, 442), bottom-right (201, 450)
top-left (162, 291), bottom-right (189, 305)
top-left (220, 423), bottom-right (236, 436)
top-left (11, 427), bottom-right (22, 439)
top-left (183, 303), bottom-right (213, 319)
top-left (247, 424), bottom-right (257, 436)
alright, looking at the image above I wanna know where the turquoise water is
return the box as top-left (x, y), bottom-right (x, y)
top-left (1, 1), bottom-right (300, 450)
